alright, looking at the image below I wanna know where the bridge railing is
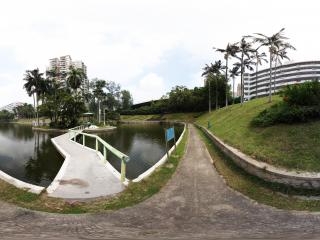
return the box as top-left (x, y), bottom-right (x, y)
top-left (68, 125), bottom-right (130, 183)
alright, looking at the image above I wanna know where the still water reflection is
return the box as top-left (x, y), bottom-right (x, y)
top-left (0, 124), bottom-right (63, 187)
top-left (78, 123), bottom-right (183, 179)
top-left (0, 123), bottom-right (183, 187)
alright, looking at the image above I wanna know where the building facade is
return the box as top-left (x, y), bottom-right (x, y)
top-left (46, 55), bottom-right (88, 92)
top-left (244, 61), bottom-right (320, 100)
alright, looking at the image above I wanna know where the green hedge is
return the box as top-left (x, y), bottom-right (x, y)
top-left (252, 81), bottom-right (320, 127)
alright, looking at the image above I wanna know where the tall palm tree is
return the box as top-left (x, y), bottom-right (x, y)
top-left (234, 37), bottom-right (255, 105)
top-left (23, 69), bottom-right (45, 126)
top-left (251, 28), bottom-right (295, 102)
top-left (201, 60), bottom-right (225, 111)
top-left (215, 43), bottom-right (239, 107)
top-left (251, 47), bottom-right (268, 98)
top-left (67, 66), bottom-right (86, 94)
top-left (229, 65), bottom-right (240, 104)
top-left (92, 80), bottom-right (107, 122)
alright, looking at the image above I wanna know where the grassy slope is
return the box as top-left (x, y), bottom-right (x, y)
top-left (196, 96), bottom-right (320, 172)
top-left (121, 112), bottom-right (203, 123)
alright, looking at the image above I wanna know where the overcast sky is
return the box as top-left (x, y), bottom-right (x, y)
top-left (0, 0), bottom-right (319, 106)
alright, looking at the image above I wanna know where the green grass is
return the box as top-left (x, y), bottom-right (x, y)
top-left (0, 129), bottom-right (188, 213)
top-left (121, 112), bottom-right (203, 123)
top-left (196, 96), bottom-right (320, 172)
top-left (197, 128), bottom-right (320, 211)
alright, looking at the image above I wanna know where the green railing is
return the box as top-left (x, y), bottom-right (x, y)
top-left (69, 126), bottom-right (130, 183)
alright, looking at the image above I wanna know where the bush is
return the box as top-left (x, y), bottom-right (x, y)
top-left (281, 80), bottom-right (320, 106)
top-left (251, 103), bottom-right (320, 127)
top-left (252, 81), bottom-right (320, 127)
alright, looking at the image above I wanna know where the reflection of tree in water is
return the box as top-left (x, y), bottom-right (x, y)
top-left (24, 131), bottom-right (63, 186)
top-left (0, 124), bottom-right (34, 141)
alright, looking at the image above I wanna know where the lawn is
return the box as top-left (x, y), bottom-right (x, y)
top-left (196, 96), bottom-right (320, 172)
top-left (121, 112), bottom-right (202, 123)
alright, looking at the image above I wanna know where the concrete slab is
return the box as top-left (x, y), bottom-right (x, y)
top-left (47, 132), bottom-right (124, 199)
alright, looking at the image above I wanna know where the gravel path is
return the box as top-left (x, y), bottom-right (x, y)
top-left (1, 125), bottom-right (320, 239)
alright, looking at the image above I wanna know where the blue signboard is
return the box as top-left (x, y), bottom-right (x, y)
top-left (165, 127), bottom-right (175, 142)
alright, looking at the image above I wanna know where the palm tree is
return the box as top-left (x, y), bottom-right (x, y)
top-left (215, 43), bottom-right (239, 107)
top-left (229, 65), bottom-right (240, 104)
top-left (251, 47), bottom-right (268, 98)
top-left (251, 28), bottom-right (295, 102)
top-left (23, 69), bottom-right (45, 126)
top-left (92, 80), bottom-right (107, 123)
top-left (234, 37), bottom-right (255, 105)
top-left (272, 46), bottom-right (293, 94)
top-left (201, 60), bottom-right (225, 111)
top-left (67, 66), bottom-right (86, 94)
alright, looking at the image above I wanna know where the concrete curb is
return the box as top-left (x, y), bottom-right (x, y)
top-left (132, 122), bottom-right (186, 182)
top-left (196, 124), bottom-right (320, 189)
top-left (0, 170), bottom-right (44, 194)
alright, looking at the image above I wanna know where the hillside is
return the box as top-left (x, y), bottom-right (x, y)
top-left (196, 96), bottom-right (320, 172)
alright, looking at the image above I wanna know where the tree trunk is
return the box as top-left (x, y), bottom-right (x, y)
top-left (240, 52), bottom-right (244, 105)
top-left (215, 77), bottom-right (218, 110)
top-left (232, 77), bottom-right (235, 105)
top-left (255, 59), bottom-right (258, 98)
top-left (268, 52), bottom-right (273, 103)
top-left (36, 93), bottom-right (39, 126)
top-left (208, 79), bottom-right (211, 113)
top-left (225, 57), bottom-right (228, 107)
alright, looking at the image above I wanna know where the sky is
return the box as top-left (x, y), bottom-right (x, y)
top-left (0, 0), bottom-right (319, 106)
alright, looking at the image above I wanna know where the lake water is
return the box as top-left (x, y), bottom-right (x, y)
top-left (0, 123), bottom-right (183, 186)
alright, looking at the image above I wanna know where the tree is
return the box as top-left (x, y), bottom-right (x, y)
top-left (23, 68), bottom-right (45, 125)
top-left (251, 28), bottom-right (295, 102)
top-left (215, 43), bottom-right (239, 107)
top-left (92, 79), bottom-right (107, 123)
top-left (202, 60), bottom-right (225, 111)
top-left (105, 81), bottom-right (121, 111)
top-left (121, 90), bottom-right (133, 110)
top-left (67, 66), bottom-right (86, 94)
top-left (233, 38), bottom-right (255, 104)
top-left (229, 65), bottom-right (240, 104)
top-left (251, 47), bottom-right (268, 98)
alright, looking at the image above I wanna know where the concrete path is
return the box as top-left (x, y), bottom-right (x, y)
top-left (47, 132), bottom-right (124, 199)
top-left (1, 125), bottom-right (320, 239)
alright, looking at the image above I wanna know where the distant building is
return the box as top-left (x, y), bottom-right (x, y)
top-left (46, 55), bottom-right (88, 92)
top-left (244, 60), bottom-right (320, 100)
top-left (0, 102), bottom-right (24, 113)
top-left (236, 83), bottom-right (241, 97)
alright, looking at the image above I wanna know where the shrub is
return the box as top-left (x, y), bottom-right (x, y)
top-left (281, 80), bottom-right (320, 106)
top-left (251, 103), bottom-right (320, 127)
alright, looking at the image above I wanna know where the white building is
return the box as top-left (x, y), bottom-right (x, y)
top-left (244, 61), bottom-right (320, 100)
top-left (46, 55), bottom-right (88, 92)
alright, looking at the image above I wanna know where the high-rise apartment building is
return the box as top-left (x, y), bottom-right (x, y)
top-left (244, 61), bottom-right (320, 100)
top-left (46, 55), bottom-right (88, 92)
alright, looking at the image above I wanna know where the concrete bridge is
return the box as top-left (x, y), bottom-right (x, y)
top-left (47, 126), bottom-right (129, 199)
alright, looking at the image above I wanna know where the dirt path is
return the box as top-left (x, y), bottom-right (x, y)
top-left (1, 125), bottom-right (320, 239)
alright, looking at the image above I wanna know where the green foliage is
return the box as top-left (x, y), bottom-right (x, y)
top-left (0, 110), bottom-right (14, 121)
top-left (13, 103), bottom-right (35, 119)
top-left (252, 103), bottom-right (320, 127)
top-left (252, 81), bottom-right (320, 127)
top-left (106, 111), bottom-right (120, 121)
top-left (281, 80), bottom-right (320, 106)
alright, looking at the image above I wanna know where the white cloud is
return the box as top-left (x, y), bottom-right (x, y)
top-left (131, 73), bottom-right (166, 103)
top-left (0, 0), bottom-right (320, 106)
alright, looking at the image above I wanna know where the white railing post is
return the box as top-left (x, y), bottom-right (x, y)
top-left (121, 157), bottom-right (126, 183)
